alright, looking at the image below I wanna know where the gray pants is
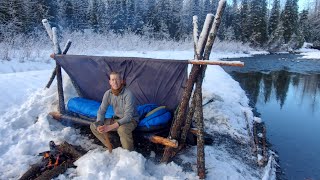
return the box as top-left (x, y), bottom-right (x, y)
top-left (90, 119), bottom-right (137, 151)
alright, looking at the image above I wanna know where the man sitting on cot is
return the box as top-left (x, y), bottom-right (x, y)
top-left (90, 71), bottom-right (139, 151)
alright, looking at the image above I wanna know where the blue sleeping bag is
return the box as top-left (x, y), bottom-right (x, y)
top-left (67, 97), bottom-right (114, 118)
top-left (67, 98), bottom-right (172, 130)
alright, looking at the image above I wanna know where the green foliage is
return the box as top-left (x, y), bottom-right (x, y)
top-left (249, 0), bottom-right (268, 46)
top-left (268, 0), bottom-right (280, 35)
top-left (282, 0), bottom-right (299, 43)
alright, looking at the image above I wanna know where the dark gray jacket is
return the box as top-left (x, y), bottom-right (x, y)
top-left (97, 87), bottom-right (139, 125)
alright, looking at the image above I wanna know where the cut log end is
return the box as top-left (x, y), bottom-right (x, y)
top-left (49, 112), bottom-right (62, 120)
top-left (149, 136), bottom-right (178, 148)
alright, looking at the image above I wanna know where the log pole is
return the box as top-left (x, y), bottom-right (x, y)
top-left (45, 67), bottom-right (57, 89)
top-left (193, 16), bottom-right (199, 58)
top-left (161, 65), bottom-right (200, 163)
top-left (194, 77), bottom-right (205, 179)
top-left (180, 14), bottom-right (214, 146)
top-left (52, 27), bottom-right (65, 114)
top-left (49, 112), bottom-right (93, 125)
top-left (196, 14), bottom-right (214, 59)
top-left (193, 1), bottom-right (227, 176)
top-left (161, 12), bottom-right (216, 164)
top-left (189, 60), bottom-right (244, 67)
top-left (42, 19), bottom-right (53, 41)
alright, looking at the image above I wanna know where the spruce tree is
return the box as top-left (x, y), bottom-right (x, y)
top-left (57, 0), bottom-right (74, 31)
top-left (89, 0), bottom-right (99, 32)
top-left (107, 0), bottom-right (126, 34)
top-left (282, 0), bottom-right (299, 43)
top-left (249, 0), bottom-right (268, 46)
top-left (132, 0), bottom-right (145, 34)
top-left (170, 0), bottom-right (183, 40)
top-left (268, 0), bottom-right (280, 35)
top-left (299, 10), bottom-right (311, 42)
top-left (240, 0), bottom-right (250, 42)
top-left (232, 0), bottom-right (241, 41)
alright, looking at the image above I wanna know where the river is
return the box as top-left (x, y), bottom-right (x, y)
top-left (223, 54), bottom-right (320, 180)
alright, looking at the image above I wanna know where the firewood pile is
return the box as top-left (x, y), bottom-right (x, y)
top-left (19, 141), bottom-right (85, 180)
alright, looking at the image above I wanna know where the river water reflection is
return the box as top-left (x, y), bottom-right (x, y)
top-left (223, 54), bottom-right (320, 180)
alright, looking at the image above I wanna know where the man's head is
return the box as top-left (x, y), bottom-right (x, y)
top-left (109, 72), bottom-right (122, 90)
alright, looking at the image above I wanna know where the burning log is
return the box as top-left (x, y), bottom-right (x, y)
top-left (19, 141), bottom-right (85, 180)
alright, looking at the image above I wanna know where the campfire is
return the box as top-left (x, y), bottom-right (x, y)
top-left (38, 141), bottom-right (68, 171)
top-left (19, 141), bottom-right (85, 180)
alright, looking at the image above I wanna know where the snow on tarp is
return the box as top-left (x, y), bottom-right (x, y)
top-left (53, 55), bottom-right (188, 111)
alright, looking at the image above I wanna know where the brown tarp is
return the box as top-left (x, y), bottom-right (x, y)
top-left (53, 55), bottom-right (188, 111)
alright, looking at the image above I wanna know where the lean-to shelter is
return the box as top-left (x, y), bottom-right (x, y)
top-left (44, 0), bottom-right (243, 178)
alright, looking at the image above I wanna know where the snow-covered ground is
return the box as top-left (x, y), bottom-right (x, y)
top-left (0, 50), bottom-right (275, 180)
top-left (297, 43), bottom-right (320, 59)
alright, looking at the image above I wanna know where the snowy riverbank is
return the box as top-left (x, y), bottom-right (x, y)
top-left (0, 50), bottom-right (275, 179)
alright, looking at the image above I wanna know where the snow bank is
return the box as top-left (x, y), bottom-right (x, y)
top-left (297, 43), bottom-right (320, 59)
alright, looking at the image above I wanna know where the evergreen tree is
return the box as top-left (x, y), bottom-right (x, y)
top-left (267, 21), bottom-right (285, 51)
top-left (89, 0), bottom-right (99, 32)
top-left (218, 4), bottom-right (232, 40)
top-left (268, 0), bottom-right (280, 35)
top-left (201, 0), bottom-right (211, 26)
top-left (249, 0), bottom-right (268, 46)
top-left (155, 0), bottom-right (171, 39)
top-left (169, 0), bottom-right (183, 40)
top-left (107, 0), bottom-right (126, 34)
top-left (231, 0), bottom-right (241, 40)
top-left (299, 10), bottom-right (311, 42)
top-left (240, 0), bottom-right (251, 42)
top-left (282, 0), bottom-right (299, 43)
top-left (57, 0), bottom-right (74, 30)
top-left (132, 0), bottom-right (145, 34)
top-left (88, 0), bottom-right (107, 33)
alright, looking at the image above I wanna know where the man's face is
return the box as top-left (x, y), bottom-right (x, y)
top-left (109, 74), bottom-right (121, 90)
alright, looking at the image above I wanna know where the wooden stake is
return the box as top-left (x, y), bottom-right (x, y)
top-left (194, 76), bottom-right (205, 179)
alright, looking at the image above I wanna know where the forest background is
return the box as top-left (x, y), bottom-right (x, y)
top-left (1, 0), bottom-right (320, 61)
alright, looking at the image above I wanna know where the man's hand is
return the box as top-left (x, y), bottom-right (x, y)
top-left (97, 122), bottom-right (120, 133)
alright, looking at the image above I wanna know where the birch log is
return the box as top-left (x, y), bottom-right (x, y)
top-left (194, 77), bottom-right (205, 179)
top-left (180, 14), bottom-right (214, 146)
top-left (180, 15), bottom-right (200, 146)
top-left (194, 1), bottom-right (227, 177)
top-left (161, 14), bottom-right (214, 163)
top-left (193, 16), bottom-right (199, 58)
top-left (161, 12), bottom-right (217, 163)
